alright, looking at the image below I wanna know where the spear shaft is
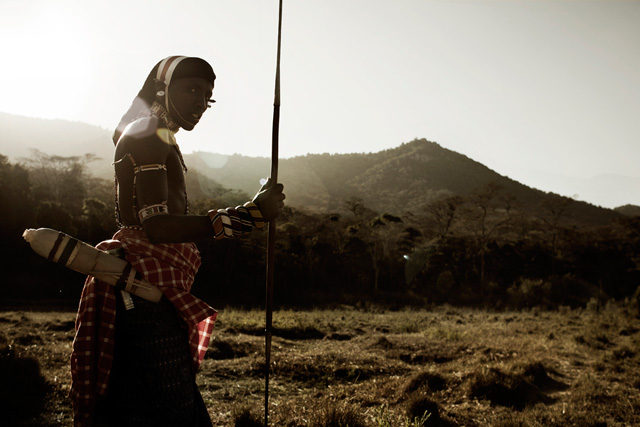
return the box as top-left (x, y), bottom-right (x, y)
top-left (265, 1), bottom-right (282, 425)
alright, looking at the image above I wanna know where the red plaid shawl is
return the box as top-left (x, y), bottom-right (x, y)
top-left (69, 228), bottom-right (217, 426)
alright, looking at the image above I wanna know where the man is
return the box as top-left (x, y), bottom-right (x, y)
top-left (70, 56), bottom-right (285, 426)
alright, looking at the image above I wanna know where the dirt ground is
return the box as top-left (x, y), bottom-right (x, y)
top-left (1, 303), bottom-right (639, 426)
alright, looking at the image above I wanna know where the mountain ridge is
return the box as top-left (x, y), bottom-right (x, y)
top-left (0, 112), bottom-right (630, 224)
top-left (184, 140), bottom-right (620, 225)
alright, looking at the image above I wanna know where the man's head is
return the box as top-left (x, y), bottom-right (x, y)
top-left (113, 56), bottom-right (216, 143)
top-left (154, 56), bottom-right (216, 131)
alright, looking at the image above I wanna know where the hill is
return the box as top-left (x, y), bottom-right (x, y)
top-left (185, 140), bottom-right (620, 226)
top-left (0, 113), bottom-right (622, 225)
top-left (0, 112), bottom-right (115, 178)
top-left (614, 204), bottom-right (640, 217)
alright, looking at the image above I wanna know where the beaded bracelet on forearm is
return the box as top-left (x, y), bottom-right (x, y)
top-left (243, 202), bottom-right (265, 228)
top-left (138, 202), bottom-right (169, 223)
top-left (207, 202), bottom-right (265, 240)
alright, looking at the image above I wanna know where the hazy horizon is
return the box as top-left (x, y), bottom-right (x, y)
top-left (1, 0), bottom-right (638, 209)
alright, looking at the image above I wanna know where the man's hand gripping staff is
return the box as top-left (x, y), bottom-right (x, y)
top-left (205, 179), bottom-right (285, 240)
top-left (253, 178), bottom-right (285, 222)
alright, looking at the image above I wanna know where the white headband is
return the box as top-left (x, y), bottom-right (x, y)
top-left (156, 56), bottom-right (187, 86)
top-left (156, 56), bottom-right (187, 114)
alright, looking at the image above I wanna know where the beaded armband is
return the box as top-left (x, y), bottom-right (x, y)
top-left (243, 202), bottom-right (265, 229)
top-left (138, 202), bottom-right (169, 223)
top-left (133, 164), bottom-right (167, 174)
top-left (207, 202), bottom-right (265, 240)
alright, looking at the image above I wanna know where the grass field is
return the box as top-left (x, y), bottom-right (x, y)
top-left (1, 303), bottom-right (639, 426)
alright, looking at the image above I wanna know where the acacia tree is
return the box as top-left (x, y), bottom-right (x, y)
top-left (539, 193), bottom-right (573, 275)
top-left (35, 200), bottom-right (76, 236)
top-left (22, 149), bottom-right (99, 215)
top-left (343, 196), bottom-right (376, 219)
top-left (462, 182), bottom-right (514, 291)
top-left (344, 196), bottom-right (366, 217)
top-left (423, 195), bottom-right (463, 240)
top-left (0, 155), bottom-right (34, 238)
top-left (349, 213), bottom-right (405, 295)
top-left (80, 197), bottom-right (115, 244)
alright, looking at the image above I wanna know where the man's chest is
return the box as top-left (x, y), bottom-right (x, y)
top-left (165, 148), bottom-right (187, 186)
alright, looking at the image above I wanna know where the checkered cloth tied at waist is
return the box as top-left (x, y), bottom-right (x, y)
top-left (69, 227), bottom-right (217, 426)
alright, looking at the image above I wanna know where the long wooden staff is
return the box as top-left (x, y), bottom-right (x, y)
top-left (265, 0), bottom-right (282, 425)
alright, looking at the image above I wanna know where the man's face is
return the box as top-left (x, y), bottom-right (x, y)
top-left (168, 77), bottom-right (215, 131)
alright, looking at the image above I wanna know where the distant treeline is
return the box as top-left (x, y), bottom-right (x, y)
top-left (2, 152), bottom-right (639, 310)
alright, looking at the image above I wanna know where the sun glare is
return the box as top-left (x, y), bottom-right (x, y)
top-left (1, 3), bottom-right (93, 121)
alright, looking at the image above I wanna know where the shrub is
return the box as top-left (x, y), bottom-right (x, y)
top-left (0, 336), bottom-right (49, 425)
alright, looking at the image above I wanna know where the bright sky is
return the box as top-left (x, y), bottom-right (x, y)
top-left (1, 0), bottom-right (639, 208)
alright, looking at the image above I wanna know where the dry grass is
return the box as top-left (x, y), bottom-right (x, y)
top-left (1, 303), bottom-right (639, 426)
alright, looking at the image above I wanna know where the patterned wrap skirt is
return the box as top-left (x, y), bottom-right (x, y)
top-left (70, 228), bottom-right (217, 426)
top-left (92, 293), bottom-right (212, 426)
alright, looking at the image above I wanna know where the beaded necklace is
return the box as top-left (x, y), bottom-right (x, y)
top-left (150, 102), bottom-right (188, 174)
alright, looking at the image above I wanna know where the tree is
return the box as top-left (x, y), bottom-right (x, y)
top-left (463, 183), bottom-right (514, 291)
top-left (35, 201), bottom-right (76, 236)
top-left (22, 149), bottom-right (99, 215)
top-left (350, 213), bottom-right (405, 295)
top-left (423, 195), bottom-right (463, 240)
top-left (0, 155), bottom-right (35, 238)
top-left (343, 196), bottom-right (377, 218)
top-left (80, 198), bottom-right (113, 244)
top-left (539, 193), bottom-right (573, 275)
top-left (344, 196), bottom-right (365, 217)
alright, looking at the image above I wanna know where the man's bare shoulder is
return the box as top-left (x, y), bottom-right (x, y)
top-left (115, 116), bottom-right (174, 164)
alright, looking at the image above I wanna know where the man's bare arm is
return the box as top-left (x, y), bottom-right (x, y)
top-left (118, 118), bottom-right (284, 244)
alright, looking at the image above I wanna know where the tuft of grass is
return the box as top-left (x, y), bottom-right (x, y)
top-left (233, 405), bottom-right (264, 427)
top-left (424, 326), bottom-right (464, 342)
top-left (468, 366), bottom-right (554, 410)
top-left (520, 362), bottom-right (568, 392)
top-left (370, 336), bottom-right (395, 350)
top-left (205, 335), bottom-right (261, 361)
top-left (309, 401), bottom-right (367, 427)
top-left (374, 404), bottom-right (430, 427)
top-left (609, 345), bottom-right (636, 361)
top-left (404, 371), bottom-right (447, 394)
top-left (212, 338), bottom-right (237, 359)
top-left (405, 396), bottom-right (450, 426)
top-left (273, 325), bottom-right (326, 340)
